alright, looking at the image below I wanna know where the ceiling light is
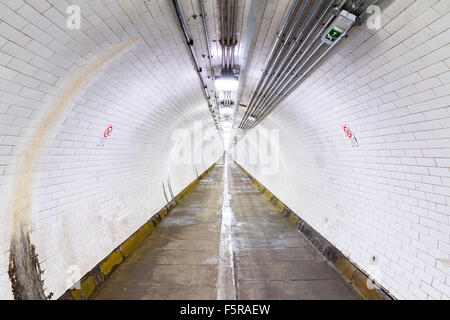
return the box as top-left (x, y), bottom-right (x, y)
top-left (215, 76), bottom-right (239, 92)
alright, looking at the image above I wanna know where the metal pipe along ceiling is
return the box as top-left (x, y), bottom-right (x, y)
top-left (245, 1), bottom-right (338, 130)
top-left (236, 0), bottom-right (361, 136)
top-left (238, 0), bottom-right (338, 131)
top-left (251, 2), bottom-right (366, 129)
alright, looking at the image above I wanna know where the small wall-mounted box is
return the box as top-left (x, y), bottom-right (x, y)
top-left (321, 10), bottom-right (357, 45)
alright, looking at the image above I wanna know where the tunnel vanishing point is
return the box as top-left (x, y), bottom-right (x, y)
top-left (0, 0), bottom-right (449, 301)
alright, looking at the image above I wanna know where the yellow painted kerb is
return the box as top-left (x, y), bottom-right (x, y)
top-left (100, 250), bottom-right (123, 276)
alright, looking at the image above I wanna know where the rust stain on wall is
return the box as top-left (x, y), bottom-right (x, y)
top-left (8, 38), bottom-right (140, 300)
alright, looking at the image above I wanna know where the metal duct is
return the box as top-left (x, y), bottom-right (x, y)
top-left (239, 0), bottom-right (300, 127)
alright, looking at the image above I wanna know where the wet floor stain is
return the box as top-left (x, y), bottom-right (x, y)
top-left (91, 158), bottom-right (360, 300)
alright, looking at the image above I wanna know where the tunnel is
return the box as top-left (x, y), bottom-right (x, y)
top-left (0, 0), bottom-right (449, 302)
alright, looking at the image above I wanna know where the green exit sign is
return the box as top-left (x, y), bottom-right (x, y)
top-left (321, 10), bottom-right (356, 45)
top-left (325, 25), bottom-right (344, 42)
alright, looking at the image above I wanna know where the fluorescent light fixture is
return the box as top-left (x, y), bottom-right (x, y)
top-left (215, 76), bottom-right (239, 92)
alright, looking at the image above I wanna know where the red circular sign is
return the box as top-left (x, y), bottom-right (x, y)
top-left (343, 126), bottom-right (352, 139)
top-left (103, 125), bottom-right (113, 138)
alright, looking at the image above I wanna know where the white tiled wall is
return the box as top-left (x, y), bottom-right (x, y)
top-left (0, 0), bottom-right (222, 299)
top-left (232, 0), bottom-right (450, 300)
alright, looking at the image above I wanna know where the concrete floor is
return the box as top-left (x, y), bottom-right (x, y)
top-left (91, 158), bottom-right (360, 300)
